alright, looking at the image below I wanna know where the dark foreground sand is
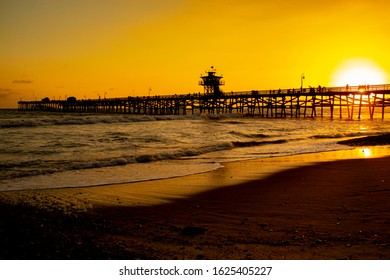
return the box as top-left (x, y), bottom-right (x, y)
top-left (1, 142), bottom-right (390, 259)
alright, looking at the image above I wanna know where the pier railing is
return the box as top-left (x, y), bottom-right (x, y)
top-left (18, 84), bottom-right (390, 120)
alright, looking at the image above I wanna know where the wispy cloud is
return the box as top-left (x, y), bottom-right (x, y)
top-left (12, 80), bottom-right (33, 84)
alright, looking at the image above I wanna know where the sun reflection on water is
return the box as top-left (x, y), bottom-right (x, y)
top-left (360, 148), bottom-right (372, 158)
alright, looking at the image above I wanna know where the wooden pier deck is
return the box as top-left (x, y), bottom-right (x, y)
top-left (18, 84), bottom-right (390, 119)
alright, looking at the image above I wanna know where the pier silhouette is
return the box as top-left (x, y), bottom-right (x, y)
top-left (18, 84), bottom-right (390, 120)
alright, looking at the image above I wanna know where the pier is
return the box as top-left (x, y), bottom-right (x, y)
top-left (18, 84), bottom-right (390, 120)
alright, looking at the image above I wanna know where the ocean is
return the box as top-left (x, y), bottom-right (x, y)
top-left (1, 109), bottom-right (389, 191)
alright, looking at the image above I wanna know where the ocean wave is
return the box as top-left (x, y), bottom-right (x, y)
top-left (205, 113), bottom-right (242, 120)
top-left (0, 114), bottom-right (209, 128)
top-left (229, 131), bottom-right (270, 139)
top-left (133, 142), bottom-right (235, 163)
top-left (0, 119), bottom-right (47, 128)
top-left (310, 132), bottom-right (365, 139)
top-left (232, 139), bottom-right (287, 147)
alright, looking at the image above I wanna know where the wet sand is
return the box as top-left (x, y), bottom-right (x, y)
top-left (1, 146), bottom-right (390, 259)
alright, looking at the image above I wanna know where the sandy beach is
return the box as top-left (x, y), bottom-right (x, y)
top-left (1, 145), bottom-right (390, 260)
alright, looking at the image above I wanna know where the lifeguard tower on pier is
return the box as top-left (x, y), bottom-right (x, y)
top-left (199, 66), bottom-right (225, 95)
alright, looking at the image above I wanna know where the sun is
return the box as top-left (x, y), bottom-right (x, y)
top-left (331, 58), bottom-right (388, 87)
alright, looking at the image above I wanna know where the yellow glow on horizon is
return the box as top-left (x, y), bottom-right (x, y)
top-left (2, 1), bottom-right (390, 108)
top-left (331, 58), bottom-right (388, 87)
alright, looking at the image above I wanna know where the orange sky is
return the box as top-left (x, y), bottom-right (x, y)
top-left (1, 0), bottom-right (390, 108)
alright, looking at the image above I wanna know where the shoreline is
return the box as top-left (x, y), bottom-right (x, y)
top-left (1, 146), bottom-right (390, 259)
top-left (0, 144), bottom-right (385, 193)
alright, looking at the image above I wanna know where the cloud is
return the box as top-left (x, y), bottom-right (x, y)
top-left (12, 80), bottom-right (33, 84)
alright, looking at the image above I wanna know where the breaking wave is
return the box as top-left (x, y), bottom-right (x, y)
top-left (310, 132), bottom-right (365, 139)
top-left (0, 113), bottom-right (209, 128)
top-left (232, 139), bottom-right (287, 147)
top-left (229, 131), bottom-right (270, 138)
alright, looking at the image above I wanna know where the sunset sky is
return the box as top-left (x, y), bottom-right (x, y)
top-left (1, 0), bottom-right (390, 108)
